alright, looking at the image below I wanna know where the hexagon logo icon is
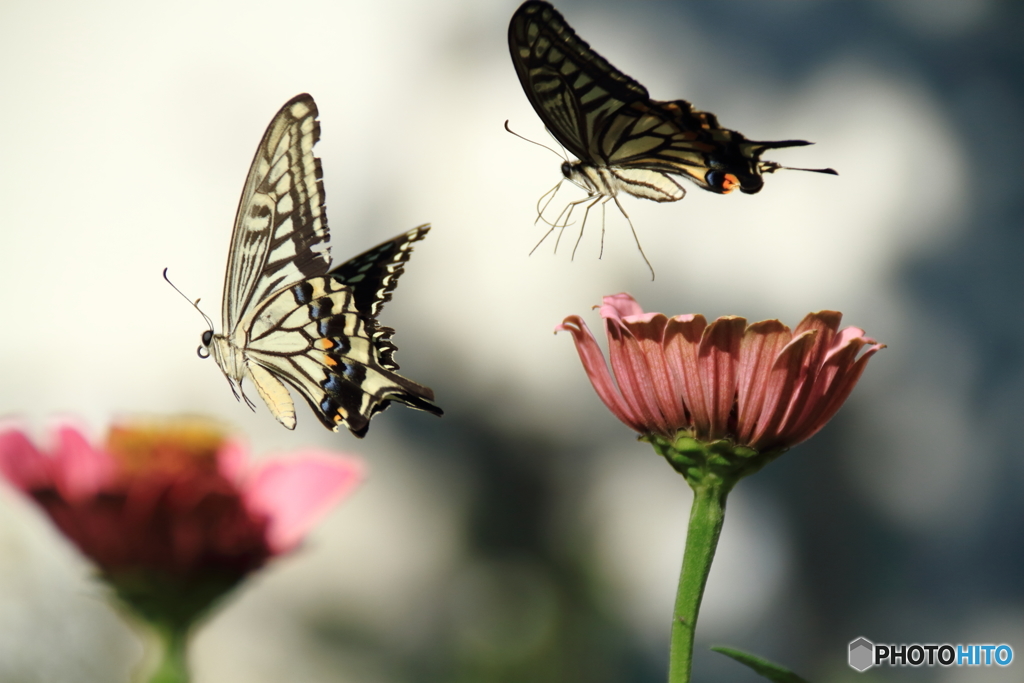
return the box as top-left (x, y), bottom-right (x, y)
top-left (849, 637), bottom-right (874, 672)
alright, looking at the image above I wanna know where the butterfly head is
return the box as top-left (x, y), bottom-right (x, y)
top-left (199, 329), bottom-right (214, 359)
top-left (560, 160), bottom-right (601, 195)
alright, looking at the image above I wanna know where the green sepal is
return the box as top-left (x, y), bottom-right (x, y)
top-left (711, 646), bottom-right (812, 683)
top-left (105, 568), bottom-right (243, 635)
top-left (643, 432), bottom-right (786, 491)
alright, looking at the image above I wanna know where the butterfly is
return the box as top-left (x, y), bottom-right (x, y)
top-left (508, 1), bottom-right (836, 271)
top-left (196, 93), bottom-right (442, 437)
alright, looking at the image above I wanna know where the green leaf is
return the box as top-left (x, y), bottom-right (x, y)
top-left (711, 646), bottom-right (812, 683)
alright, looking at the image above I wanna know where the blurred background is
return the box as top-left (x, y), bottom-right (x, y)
top-left (0, 0), bottom-right (1021, 681)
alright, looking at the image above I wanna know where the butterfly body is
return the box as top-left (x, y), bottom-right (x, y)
top-left (509, 0), bottom-right (835, 203)
top-left (199, 94), bottom-right (441, 437)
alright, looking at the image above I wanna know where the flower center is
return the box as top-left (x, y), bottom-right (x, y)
top-left (105, 417), bottom-right (225, 475)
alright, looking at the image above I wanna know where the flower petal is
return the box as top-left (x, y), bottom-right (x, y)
top-left (664, 315), bottom-right (709, 433)
top-left (53, 425), bottom-right (115, 500)
top-left (216, 439), bottom-right (250, 484)
top-left (245, 453), bottom-right (364, 553)
top-left (782, 332), bottom-right (886, 446)
top-left (600, 294), bottom-right (686, 435)
top-left (631, 316), bottom-right (689, 432)
top-left (556, 316), bottom-right (647, 433)
top-left (697, 316), bottom-right (745, 440)
top-left (606, 317), bottom-right (675, 437)
top-left (735, 320), bottom-right (792, 444)
top-left (0, 427), bottom-right (49, 491)
top-left (794, 310), bottom-right (843, 339)
top-left (748, 330), bottom-right (818, 450)
top-left (599, 293), bottom-right (646, 320)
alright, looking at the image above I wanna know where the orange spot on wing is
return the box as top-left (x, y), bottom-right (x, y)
top-left (721, 174), bottom-right (739, 193)
top-left (318, 338), bottom-right (335, 349)
top-left (324, 355), bottom-right (338, 367)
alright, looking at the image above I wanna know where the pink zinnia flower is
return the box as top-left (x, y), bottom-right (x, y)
top-left (0, 417), bottom-right (362, 627)
top-left (557, 293), bottom-right (884, 453)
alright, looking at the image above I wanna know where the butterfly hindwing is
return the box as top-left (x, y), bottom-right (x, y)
top-left (241, 227), bottom-right (438, 436)
top-left (204, 94), bottom-right (441, 435)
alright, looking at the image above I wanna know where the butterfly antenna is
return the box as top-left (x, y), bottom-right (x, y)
top-left (612, 196), bottom-right (655, 281)
top-left (163, 268), bottom-right (216, 334)
top-left (544, 127), bottom-right (572, 162)
top-left (504, 120), bottom-right (568, 161)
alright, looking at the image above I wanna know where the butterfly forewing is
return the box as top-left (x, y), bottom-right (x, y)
top-left (509, 0), bottom-right (649, 163)
top-left (222, 93), bottom-right (330, 332)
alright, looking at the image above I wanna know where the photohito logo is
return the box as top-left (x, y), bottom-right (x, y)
top-left (848, 637), bottom-right (1013, 671)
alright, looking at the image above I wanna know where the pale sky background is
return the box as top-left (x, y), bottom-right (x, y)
top-left (0, 1), bottom-right (1021, 682)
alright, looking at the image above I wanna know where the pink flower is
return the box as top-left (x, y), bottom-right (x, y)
top-left (557, 293), bottom-right (884, 452)
top-left (0, 417), bottom-right (362, 625)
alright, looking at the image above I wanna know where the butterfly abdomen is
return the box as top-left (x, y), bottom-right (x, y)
top-left (565, 160), bottom-right (686, 204)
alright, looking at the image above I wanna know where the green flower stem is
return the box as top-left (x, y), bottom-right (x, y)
top-left (647, 433), bottom-right (786, 683)
top-left (146, 625), bottom-right (190, 683)
top-left (668, 478), bottom-right (729, 683)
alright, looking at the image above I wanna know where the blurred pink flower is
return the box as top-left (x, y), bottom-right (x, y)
top-left (557, 293), bottom-right (885, 452)
top-left (0, 417), bottom-right (362, 624)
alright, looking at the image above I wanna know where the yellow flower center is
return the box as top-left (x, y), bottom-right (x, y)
top-left (105, 416), bottom-right (226, 474)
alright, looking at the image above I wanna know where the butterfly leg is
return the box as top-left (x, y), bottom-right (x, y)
top-left (550, 196), bottom-right (583, 254)
top-left (531, 198), bottom-right (572, 255)
top-left (535, 178), bottom-right (567, 227)
top-left (555, 196), bottom-right (586, 254)
top-left (570, 194), bottom-right (605, 261)
top-left (530, 183), bottom-right (579, 256)
top-left (529, 224), bottom-right (558, 256)
top-left (612, 195), bottom-right (655, 280)
top-left (235, 379), bottom-right (258, 412)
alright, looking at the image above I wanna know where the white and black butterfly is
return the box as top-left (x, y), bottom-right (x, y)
top-left (508, 1), bottom-right (836, 270)
top-left (195, 94), bottom-right (441, 437)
